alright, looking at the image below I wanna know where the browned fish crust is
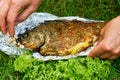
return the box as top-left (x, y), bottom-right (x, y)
top-left (17, 20), bottom-right (106, 56)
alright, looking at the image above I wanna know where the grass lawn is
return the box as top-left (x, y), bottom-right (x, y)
top-left (37, 0), bottom-right (120, 21)
top-left (0, 0), bottom-right (120, 80)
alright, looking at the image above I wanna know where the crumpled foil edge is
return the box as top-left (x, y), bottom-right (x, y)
top-left (0, 12), bottom-right (102, 61)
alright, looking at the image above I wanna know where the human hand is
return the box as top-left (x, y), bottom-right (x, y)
top-left (88, 16), bottom-right (120, 60)
top-left (0, 0), bottom-right (42, 36)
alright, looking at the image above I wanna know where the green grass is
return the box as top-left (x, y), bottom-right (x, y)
top-left (37, 0), bottom-right (120, 21)
top-left (0, 51), bottom-right (21, 80)
top-left (0, 0), bottom-right (120, 80)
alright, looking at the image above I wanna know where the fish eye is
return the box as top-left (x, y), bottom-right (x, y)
top-left (23, 33), bottom-right (28, 38)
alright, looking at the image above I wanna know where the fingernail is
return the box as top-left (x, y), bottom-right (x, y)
top-left (10, 33), bottom-right (14, 37)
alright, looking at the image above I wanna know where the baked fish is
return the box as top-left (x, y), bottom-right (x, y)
top-left (17, 20), bottom-right (106, 56)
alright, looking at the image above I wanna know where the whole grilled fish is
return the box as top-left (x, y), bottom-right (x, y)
top-left (17, 20), bottom-right (106, 56)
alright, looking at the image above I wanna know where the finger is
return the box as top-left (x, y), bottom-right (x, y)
top-left (98, 42), bottom-right (120, 59)
top-left (88, 41), bottom-right (107, 57)
top-left (113, 46), bottom-right (120, 54)
top-left (0, 19), bottom-right (6, 34)
top-left (16, 6), bottom-right (36, 23)
top-left (7, 5), bottom-right (21, 36)
top-left (107, 47), bottom-right (120, 59)
top-left (113, 38), bottom-right (120, 52)
top-left (99, 52), bottom-right (112, 59)
top-left (0, 0), bottom-right (10, 34)
top-left (108, 55), bottom-right (120, 60)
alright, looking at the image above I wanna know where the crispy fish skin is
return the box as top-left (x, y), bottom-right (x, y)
top-left (17, 20), bottom-right (106, 56)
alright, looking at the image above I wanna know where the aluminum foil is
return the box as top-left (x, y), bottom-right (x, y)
top-left (0, 12), bottom-right (103, 61)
